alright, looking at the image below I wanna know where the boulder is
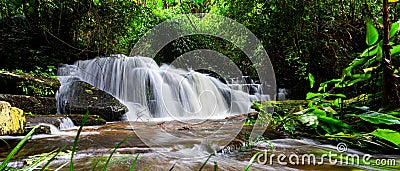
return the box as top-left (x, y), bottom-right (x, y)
top-left (57, 81), bottom-right (127, 121)
top-left (0, 101), bottom-right (26, 135)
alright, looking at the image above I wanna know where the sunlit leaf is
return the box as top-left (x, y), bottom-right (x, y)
top-left (355, 112), bottom-right (400, 125)
top-left (390, 21), bottom-right (400, 38)
top-left (312, 108), bottom-right (327, 117)
top-left (366, 20), bottom-right (379, 46)
top-left (362, 56), bottom-right (377, 68)
top-left (319, 79), bottom-right (342, 92)
top-left (318, 116), bottom-right (352, 129)
top-left (390, 45), bottom-right (400, 55)
top-left (333, 98), bottom-right (340, 107)
top-left (308, 73), bottom-right (315, 88)
top-left (389, 0), bottom-right (400, 3)
top-left (363, 67), bottom-right (377, 73)
top-left (360, 45), bottom-right (378, 57)
top-left (306, 92), bottom-right (323, 99)
top-left (93, 0), bottom-right (100, 6)
top-left (370, 129), bottom-right (400, 147)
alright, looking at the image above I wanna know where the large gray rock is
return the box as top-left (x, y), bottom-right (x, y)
top-left (57, 81), bottom-right (127, 121)
top-left (0, 101), bottom-right (25, 135)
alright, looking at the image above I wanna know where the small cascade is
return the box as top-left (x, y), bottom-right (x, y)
top-left (277, 88), bottom-right (288, 101)
top-left (56, 55), bottom-right (270, 121)
top-left (226, 76), bottom-right (270, 102)
top-left (58, 117), bottom-right (75, 130)
top-left (38, 123), bottom-right (60, 134)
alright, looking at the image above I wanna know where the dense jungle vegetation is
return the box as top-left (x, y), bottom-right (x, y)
top-left (2, 0), bottom-right (390, 98)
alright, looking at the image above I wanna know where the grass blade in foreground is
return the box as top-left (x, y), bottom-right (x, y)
top-left (102, 133), bottom-right (135, 171)
top-left (168, 163), bottom-right (175, 171)
top-left (22, 150), bottom-right (56, 171)
top-left (0, 125), bottom-right (40, 171)
top-left (39, 144), bottom-right (68, 171)
top-left (129, 153), bottom-right (140, 171)
top-left (244, 152), bottom-right (261, 171)
top-left (70, 111), bottom-right (89, 171)
top-left (199, 152), bottom-right (215, 171)
top-left (0, 138), bottom-right (11, 148)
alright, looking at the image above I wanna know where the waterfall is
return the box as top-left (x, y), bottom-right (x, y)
top-left (57, 55), bottom-right (262, 121)
top-left (58, 117), bottom-right (75, 130)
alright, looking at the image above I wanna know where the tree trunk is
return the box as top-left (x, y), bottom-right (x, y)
top-left (382, 0), bottom-right (400, 107)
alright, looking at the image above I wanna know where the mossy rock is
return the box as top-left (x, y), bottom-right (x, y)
top-left (0, 101), bottom-right (26, 135)
top-left (253, 100), bottom-right (309, 114)
top-left (0, 94), bottom-right (57, 114)
top-left (0, 71), bottom-right (59, 97)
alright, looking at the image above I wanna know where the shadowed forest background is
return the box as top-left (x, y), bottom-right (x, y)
top-left (1, 0), bottom-right (391, 99)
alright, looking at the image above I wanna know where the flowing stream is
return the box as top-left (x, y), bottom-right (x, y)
top-left (1, 121), bottom-right (397, 170)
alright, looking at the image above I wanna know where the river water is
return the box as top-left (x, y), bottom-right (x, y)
top-left (1, 118), bottom-right (398, 171)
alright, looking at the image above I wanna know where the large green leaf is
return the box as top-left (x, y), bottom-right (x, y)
top-left (311, 108), bottom-right (327, 117)
top-left (318, 116), bottom-right (352, 131)
top-left (360, 45), bottom-right (379, 57)
top-left (390, 45), bottom-right (400, 55)
top-left (366, 20), bottom-right (379, 46)
top-left (390, 21), bottom-right (400, 38)
top-left (306, 92), bottom-right (323, 99)
top-left (355, 112), bottom-right (400, 125)
top-left (370, 129), bottom-right (400, 147)
top-left (318, 79), bottom-right (342, 92)
top-left (343, 57), bottom-right (369, 76)
top-left (362, 56), bottom-right (377, 68)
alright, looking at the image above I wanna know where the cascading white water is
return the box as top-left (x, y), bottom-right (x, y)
top-left (57, 55), bottom-right (261, 121)
top-left (58, 117), bottom-right (75, 130)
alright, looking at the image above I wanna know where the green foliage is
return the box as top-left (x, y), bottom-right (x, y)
top-left (350, 110), bottom-right (400, 125)
top-left (9, 66), bottom-right (57, 96)
top-left (308, 73), bottom-right (315, 88)
top-left (0, 0), bottom-right (375, 98)
top-left (366, 19), bottom-right (379, 46)
top-left (370, 129), bottom-right (400, 147)
top-left (321, 19), bottom-right (400, 92)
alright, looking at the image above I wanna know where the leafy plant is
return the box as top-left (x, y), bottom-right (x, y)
top-left (320, 19), bottom-right (400, 92)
